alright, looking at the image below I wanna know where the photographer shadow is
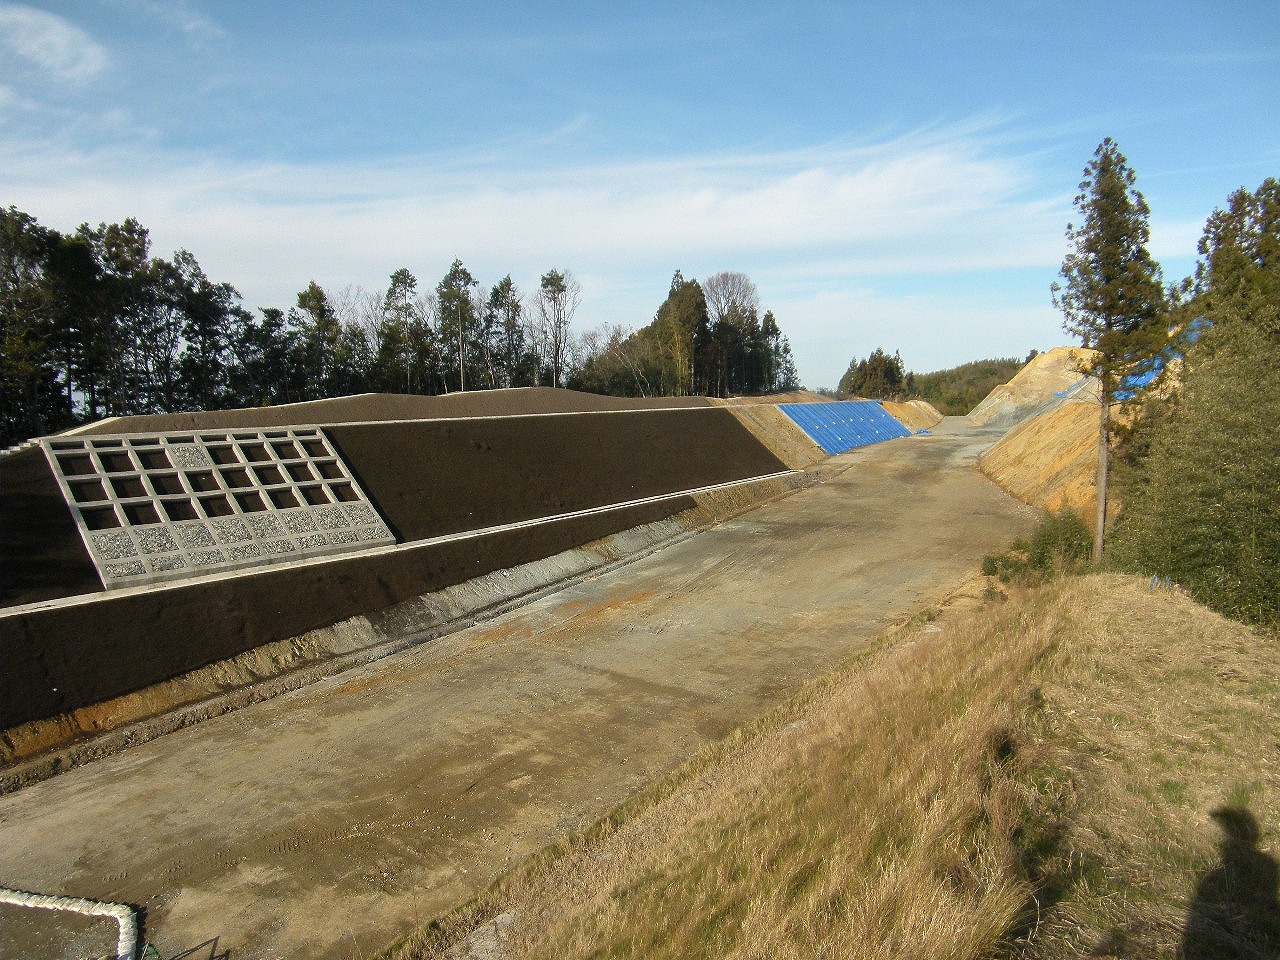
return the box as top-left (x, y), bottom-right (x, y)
top-left (1182, 806), bottom-right (1280, 958)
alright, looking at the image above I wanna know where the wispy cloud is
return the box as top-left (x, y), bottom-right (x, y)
top-left (104, 0), bottom-right (225, 42)
top-left (0, 4), bottom-right (109, 83)
top-left (0, 118), bottom-right (1092, 386)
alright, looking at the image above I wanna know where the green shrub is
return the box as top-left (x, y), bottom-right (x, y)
top-left (984, 511), bottom-right (1092, 586)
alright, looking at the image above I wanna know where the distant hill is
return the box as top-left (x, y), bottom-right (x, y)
top-left (911, 356), bottom-right (1026, 415)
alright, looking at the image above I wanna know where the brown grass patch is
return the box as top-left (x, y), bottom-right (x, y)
top-left (377, 574), bottom-right (1280, 959)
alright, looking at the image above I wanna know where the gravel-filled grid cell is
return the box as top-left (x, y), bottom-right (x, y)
top-left (358, 524), bottom-right (393, 541)
top-left (245, 513), bottom-right (283, 539)
top-left (92, 530), bottom-right (137, 560)
top-left (152, 554), bottom-right (189, 572)
top-left (329, 529), bottom-right (358, 545)
top-left (261, 539), bottom-right (297, 555)
top-left (281, 509), bottom-right (317, 534)
top-left (136, 527), bottom-right (178, 555)
top-left (313, 504), bottom-right (349, 529)
top-left (298, 532), bottom-right (329, 550)
top-left (174, 522), bottom-right (215, 549)
top-left (170, 444), bottom-right (212, 469)
top-left (188, 549), bottom-right (226, 567)
top-left (210, 517), bottom-right (251, 544)
top-left (228, 543), bottom-right (262, 562)
top-left (343, 503), bottom-right (379, 526)
top-left (104, 559), bottom-right (147, 579)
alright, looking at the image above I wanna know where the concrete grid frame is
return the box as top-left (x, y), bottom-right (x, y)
top-left (41, 427), bottom-right (395, 590)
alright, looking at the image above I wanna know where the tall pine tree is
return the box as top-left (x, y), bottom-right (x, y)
top-left (1052, 138), bottom-right (1166, 562)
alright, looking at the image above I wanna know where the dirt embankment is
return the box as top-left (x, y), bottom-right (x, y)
top-left (978, 402), bottom-right (1099, 518)
top-left (881, 399), bottom-right (944, 432)
top-left (970, 348), bottom-right (1105, 518)
top-left (968, 347), bottom-right (1096, 429)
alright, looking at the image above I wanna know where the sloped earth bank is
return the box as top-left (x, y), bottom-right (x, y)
top-left (978, 400), bottom-right (1100, 518)
top-left (968, 346), bottom-right (1096, 429)
top-left (0, 418), bottom-right (1036, 960)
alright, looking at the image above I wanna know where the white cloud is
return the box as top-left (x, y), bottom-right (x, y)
top-left (0, 4), bottom-right (109, 83)
top-left (107, 0), bottom-right (224, 42)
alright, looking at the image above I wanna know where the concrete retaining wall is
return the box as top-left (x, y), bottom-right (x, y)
top-left (1, 406), bottom-right (786, 731)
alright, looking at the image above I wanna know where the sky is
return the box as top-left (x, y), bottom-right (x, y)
top-left (1, 2), bottom-right (1277, 389)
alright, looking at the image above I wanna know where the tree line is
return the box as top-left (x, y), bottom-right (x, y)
top-left (571, 270), bottom-right (800, 398)
top-left (0, 205), bottom-right (802, 445)
top-left (835, 348), bottom-right (1026, 415)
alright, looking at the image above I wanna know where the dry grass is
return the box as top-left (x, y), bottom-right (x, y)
top-left (378, 574), bottom-right (1280, 960)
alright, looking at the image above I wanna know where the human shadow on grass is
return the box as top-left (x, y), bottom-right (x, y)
top-left (1181, 806), bottom-right (1280, 959)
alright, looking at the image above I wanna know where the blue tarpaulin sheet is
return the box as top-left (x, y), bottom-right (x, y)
top-left (777, 401), bottom-right (912, 455)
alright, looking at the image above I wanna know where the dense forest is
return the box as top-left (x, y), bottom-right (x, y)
top-left (0, 207), bottom-right (800, 445)
top-left (835, 347), bottom-right (1023, 415)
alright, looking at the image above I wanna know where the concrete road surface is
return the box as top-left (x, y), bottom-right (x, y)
top-left (0, 418), bottom-right (1035, 959)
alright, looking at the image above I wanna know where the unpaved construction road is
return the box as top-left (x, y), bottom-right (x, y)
top-left (0, 419), bottom-right (1035, 959)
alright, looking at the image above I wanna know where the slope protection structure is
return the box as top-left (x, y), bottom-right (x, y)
top-left (777, 400), bottom-right (913, 454)
top-left (1, 389), bottom-right (930, 766)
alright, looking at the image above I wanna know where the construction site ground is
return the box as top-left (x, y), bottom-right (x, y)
top-left (0, 417), bottom-right (1036, 960)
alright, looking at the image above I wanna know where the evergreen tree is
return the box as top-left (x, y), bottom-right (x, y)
top-left (1052, 138), bottom-right (1166, 562)
top-left (437, 259), bottom-right (480, 392)
top-left (1113, 177), bottom-right (1280, 627)
top-left (838, 347), bottom-right (908, 398)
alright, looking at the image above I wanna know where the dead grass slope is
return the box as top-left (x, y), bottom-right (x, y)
top-left (381, 574), bottom-right (1280, 960)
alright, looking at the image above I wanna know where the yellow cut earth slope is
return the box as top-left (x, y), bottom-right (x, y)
top-left (978, 401), bottom-right (1098, 519)
top-left (968, 346), bottom-right (1096, 428)
top-left (881, 399), bottom-right (945, 432)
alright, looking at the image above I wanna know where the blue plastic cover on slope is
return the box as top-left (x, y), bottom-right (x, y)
top-left (777, 401), bottom-right (912, 455)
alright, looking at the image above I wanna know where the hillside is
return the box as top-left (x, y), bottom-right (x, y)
top-left (911, 356), bottom-right (1025, 415)
top-left (381, 574), bottom-right (1279, 959)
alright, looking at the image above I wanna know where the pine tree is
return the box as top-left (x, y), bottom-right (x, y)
top-left (1052, 138), bottom-right (1166, 562)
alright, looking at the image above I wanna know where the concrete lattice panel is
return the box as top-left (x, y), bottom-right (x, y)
top-left (41, 428), bottom-right (395, 589)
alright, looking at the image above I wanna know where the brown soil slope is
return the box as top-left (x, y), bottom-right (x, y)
top-left (881, 399), bottom-right (945, 432)
top-left (978, 401), bottom-right (1099, 518)
top-left (968, 347), bottom-right (1096, 428)
top-left (71, 387), bottom-right (711, 436)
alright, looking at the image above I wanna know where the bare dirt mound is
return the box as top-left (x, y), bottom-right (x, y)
top-left (968, 347), bottom-right (1097, 428)
top-left (715, 404), bottom-right (825, 470)
top-left (709, 390), bottom-right (829, 406)
top-left (978, 400), bottom-right (1098, 518)
top-left (881, 399), bottom-right (944, 432)
top-left (72, 388), bottom-right (711, 436)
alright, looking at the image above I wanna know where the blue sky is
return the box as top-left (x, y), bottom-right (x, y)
top-left (2, 1), bottom-right (1277, 389)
